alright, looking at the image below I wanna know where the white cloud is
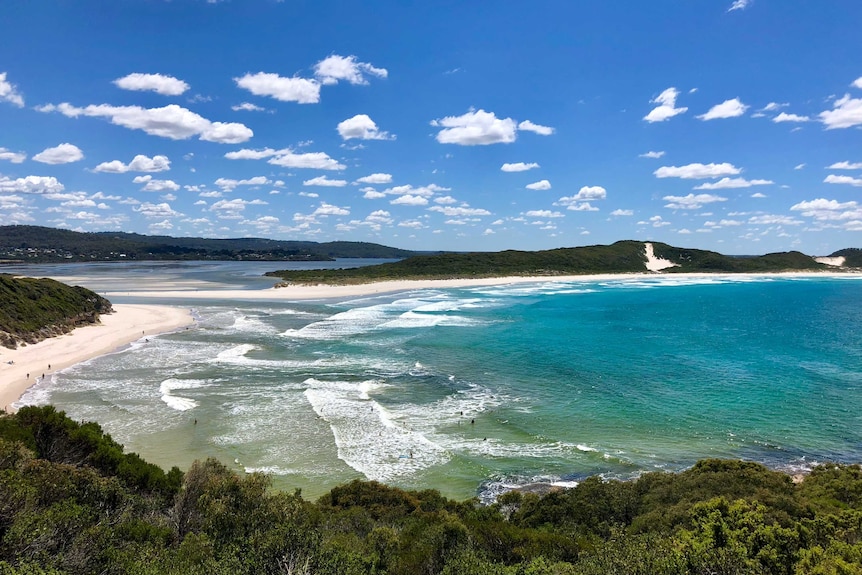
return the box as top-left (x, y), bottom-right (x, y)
top-left (38, 102), bottom-right (253, 143)
top-left (654, 162), bottom-right (741, 179)
top-left (0, 175), bottom-right (64, 194)
top-left (697, 98), bottom-right (748, 120)
top-left (693, 177), bottom-right (773, 190)
top-left (663, 193), bottom-right (728, 209)
top-left (336, 114), bottom-right (393, 140)
top-left (501, 162), bottom-right (539, 172)
top-left (391, 194), bottom-right (429, 206)
top-left (363, 190), bottom-right (386, 199)
top-left (790, 198), bottom-right (862, 222)
top-left (134, 202), bottom-right (180, 218)
top-left (819, 94), bottom-right (862, 129)
top-left (567, 203), bottom-right (599, 212)
top-left (611, 209), bottom-right (633, 216)
top-left (32, 143), bottom-right (84, 164)
top-left (133, 175), bottom-right (180, 192)
top-left (94, 154), bottom-right (171, 173)
top-left (0, 72), bottom-right (24, 107)
top-left (398, 219), bottom-right (425, 229)
top-left (313, 202), bottom-right (350, 216)
top-left (433, 195), bottom-right (457, 204)
top-left (525, 179), bottom-right (551, 191)
top-left (214, 176), bottom-right (271, 191)
top-left (231, 102), bottom-right (265, 112)
top-left (644, 87), bottom-right (688, 122)
top-left (751, 192), bottom-right (767, 198)
top-left (314, 54), bottom-right (387, 86)
top-left (524, 210), bottom-right (563, 218)
top-left (355, 173), bottom-right (393, 184)
top-left (225, 147), bottom-right (346, 170)
top-left (639, 151), bottom-right (665, 159)
top-left (304, 175), bottom-right (348, 187)
top-left (824, 174), bottom-right (862, 187)
top-left (761, 102), bottom-right (788, 112)
top-left (113, 73), bottom-right (190, 96)
top-left (210, 198), bottom-right (267, 213)
top-left (728, 0), bottom-right (751, 12)
top-left (853, 77), bottom-right (862, 89)
top-left (381, 183), bottom-right (448, 197)
top-left (748, 214), bottom-right (803, 225)
top-left (827, 161), bottom-right (862, 170)
top-left (556, 186), bottom-right (607, 205)
top-left (794, 163), bottom-right (806, 170)
top-left (429, 205), bottom-right (491, 217)
top-left (773, 112), bottom-right (809, 123)
top-left (0, 148), bottom-right (26, 163)
top-left (517, 120), bottom-right (554, 135)
top-left (234, 72), bottom-right (320, 104)
top-left (432, 109), bottom-right (517, 145)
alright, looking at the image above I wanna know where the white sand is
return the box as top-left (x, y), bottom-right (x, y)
top-left (644, 242), bottom-right (679, 272)
top-left (0, 304), bottom-right (193, 411)
top-left (815, 256), bottom-right (846, 267)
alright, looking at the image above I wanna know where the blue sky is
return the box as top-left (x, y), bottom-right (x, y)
top-left (1, 1), bottom-right (862, 254)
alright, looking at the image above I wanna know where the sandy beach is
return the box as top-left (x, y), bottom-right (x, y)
top-left (103, 270), bottom-right (862, 302)
top-left (0, 304), bottom-right (193, 411)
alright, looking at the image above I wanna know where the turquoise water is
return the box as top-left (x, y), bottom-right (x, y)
top-left (16, 266), bottom-right (862, 501)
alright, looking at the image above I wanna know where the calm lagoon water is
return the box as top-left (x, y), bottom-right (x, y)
top-left (13, 262), bottom-right (862, 501)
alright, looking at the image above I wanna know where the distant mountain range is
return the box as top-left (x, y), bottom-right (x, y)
top-left (0, 225), bottom-right (419, 263)
top-left (266, 241), bottom-right (862, 284)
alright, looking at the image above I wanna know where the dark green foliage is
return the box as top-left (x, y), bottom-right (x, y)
top-left (1, 409), bottom-right (862, 573)
top-left (268, 240), bottom-right (838, 284)
top-left (0, 225), bottom-right (417, 263)
top-left (0, 274), bottom-right (112, 349)
top-left (830, 248), bottom-right (862, 268)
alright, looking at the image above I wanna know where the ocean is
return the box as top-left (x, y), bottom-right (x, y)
top-left (13, 261), bottom-right (862, 501)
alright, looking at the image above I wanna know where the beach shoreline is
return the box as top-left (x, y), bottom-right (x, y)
top-left (0, 304), bottom-right (194, 411)
top-left (102, 270), bottom-right (862, 302)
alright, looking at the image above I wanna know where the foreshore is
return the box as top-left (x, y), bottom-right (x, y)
top-left (0, 304), bottom-right (193, 411)
top-left (103, 270), bottom-right (862, 302)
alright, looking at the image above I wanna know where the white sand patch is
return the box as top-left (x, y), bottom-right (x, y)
top-left (815, 256), bottom-right (846, 267)
top-left (0, 304), bottom-right (193, 411)
top-left (644, 242), bottom-right (679, 272)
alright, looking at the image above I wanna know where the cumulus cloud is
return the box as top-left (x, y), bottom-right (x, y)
top-left (827, 161), bottom-right (862, 170)
top-left (611, 209), bottom-right (634, 216)
top-left (429, 205), bottom-right (491, 217)
top-left (555, 186), bottom-right (607, 211)
top-left (336, 114), bottom-right (393, 140)
top-left (693, 177), bottom-right (773, 190)
top-left (355, 173), bottom-right (393, 184)
top-left (501, 162), bottom-right (539, 172)
top-left (304, 175), bottom-right (348, 187)
top-left (32, 143), bottom-right (84, 164)
top-left (517, 120), bottom-right (554, 135)
top-left (824, 174), bottom-right (862, 187)
top-left (644, 87), bottom-right (688, 122)
top-left (0, 147), bottom-right (26, 163)
top-left (697, 98), bottom-right (749, 120)
top-left (133, 175), bottom-right (180, 192)
top-left (113, 73), bottom-right (190, 96)
top-left (639, 151), bottom-right (665, 159)
top-left (313, 202), bottom-right (350, 216)
top-left (234, 72), bottom-right (320, 104)
top-left (819, 94), bottom-right (862, 129)
top-left (134, 202), bottom-right (181, 218)
top-left (524, 210), bottom-right (564, 218)
top-left (214, 176), bottom-right (271, 191)
top-left (231, 102), bottom-right (266, 112)
top-left (391, 194), bottom-right (429, 206)
top-left (0, 175), bottom-right (64, 194)
top-left (94, 154), bottom-right (171, 173)
top-left (526, 179), bottom-right (551, 191)
top-left (380, 183), bottom-right (448, 198)
top-left (0, 72), bottom-right (24, 107)
top-left (432, 109), bottom-right (517, 145)
top-left (210, 198), bottom-right (268, 213)
top-left (654, 162), bottom-right (741, 179)
top-left (790, 198), bottom-right (862, 221)
top-left (225, 147), bottom-right (346, 170)
top-left (663, 193), bottom-right (727, 209)
top-left (773, 112), bottom-right (810, 123)
top-left (314, 54), bottom-right (387, 86)
top-left (38, 102), bottom-right (253, 143)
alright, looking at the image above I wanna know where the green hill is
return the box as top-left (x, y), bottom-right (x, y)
top-left (0, 225), bottom-right (418, 263)
top-left (267, 240), bottom-right (835, 284)
top-left (0, 274), bottom-right (113, 349)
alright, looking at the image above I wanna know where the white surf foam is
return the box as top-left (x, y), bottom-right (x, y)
top-left (303, 377), bottom-right (449, 482)
top-left (159, 378), bottom-right (209, 411)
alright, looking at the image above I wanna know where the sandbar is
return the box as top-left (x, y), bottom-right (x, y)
top-left (103, 271), bottom-right (862, 302)
top-left (0, 304), bottom-right (193, 411)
